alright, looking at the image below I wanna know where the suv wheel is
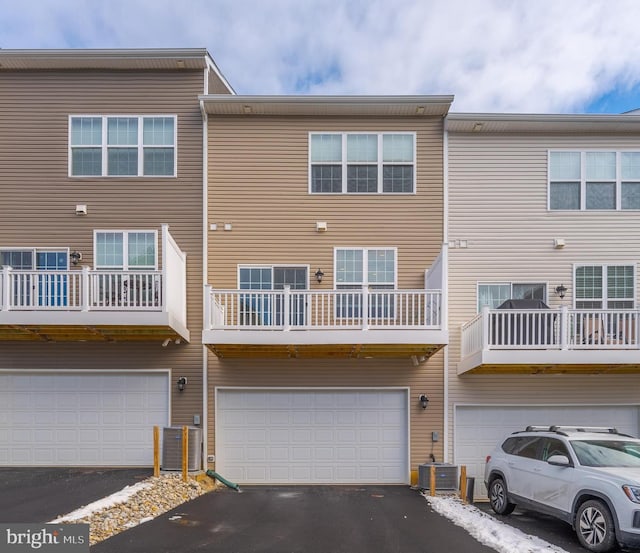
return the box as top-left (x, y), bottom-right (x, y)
top-left (575, 499), bottom-right (617, 553)
top-left (488, 477), bottom-right (516, 515)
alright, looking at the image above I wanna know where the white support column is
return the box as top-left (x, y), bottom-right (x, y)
top-left (283, 285), bottom-right (291, 331)
top-left (81, 266), bottom-right (90, 312)
top-left (362, 286), bottom-right (369, 331)
top-left (560, 306), bottom-right (569, 350)
top-left (1, 266), bottom-right (11, 311)
top-left (482, 305), bottom-right (490, 351)
top-left (203, 284), bottom-right (212, 329)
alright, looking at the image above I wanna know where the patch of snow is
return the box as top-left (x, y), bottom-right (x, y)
top-left (423, 495), bottom-right (570, 553)
top-left (49, 481), bottom-right (153, 523)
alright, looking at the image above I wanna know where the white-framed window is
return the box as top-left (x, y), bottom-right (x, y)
top-left (477, 282), bottom-right (547, 311)
top-left (70, 116), bottom-right (176, 177)
top-left (574, 264), bottom-right (635, 309)
top-left (335, 247), bottom-right (396, 317)
top-left (94, 230), bottom-right (157, 270)
top-left (309, 132), bottom-right (415, 194)
top-left (548, 150), bottom-right (640, 210)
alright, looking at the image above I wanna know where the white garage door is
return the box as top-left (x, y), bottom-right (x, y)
top-left (0, 372), bottom-right (169, 466)
top-left (455, 405), bottom-right (640, 498)
top-left (216, 389), bottom-right (408, 484)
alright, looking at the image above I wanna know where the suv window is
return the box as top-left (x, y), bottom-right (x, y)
top-left (540, 437), bottom-right (570, 461)
top-left (502, 436), bottom-right (542, 459)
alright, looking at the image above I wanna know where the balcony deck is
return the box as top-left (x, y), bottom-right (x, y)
top-left (459, 306), bottom-right (640, 374)
top-left (202, 286), bottom-right (447, 359)
top-left (0, 226), bottom-right (189, 343)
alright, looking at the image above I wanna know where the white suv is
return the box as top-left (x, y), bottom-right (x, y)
top-left (484, 426), bottom-right (640, 552)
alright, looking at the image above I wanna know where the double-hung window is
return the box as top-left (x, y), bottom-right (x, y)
top-left (310, 133), bottom-right (415, 193)
top-left (70, 116), bottom-right (176, 177)
top-left (335, 248), bottom-right (396, 318)
top-left (94, 231), bottom-right (157, 270)
top-left (549, 151), bottom-right (640, 210)
top-left (575, 265), bottom-right (635, 309)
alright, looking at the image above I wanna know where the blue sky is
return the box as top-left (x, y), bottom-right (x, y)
top-left (2, 0), bottom-right (640, 114)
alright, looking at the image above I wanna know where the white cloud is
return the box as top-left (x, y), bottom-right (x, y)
top-left (2, 0), bottom-right (640, 112)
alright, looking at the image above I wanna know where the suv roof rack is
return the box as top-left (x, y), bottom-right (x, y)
top-left (523, 425), bottom-right (625, 435)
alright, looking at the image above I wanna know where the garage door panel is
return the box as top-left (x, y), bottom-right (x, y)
top-left (0, 373), bottom-right (168, 466)
top-left (456, 405), bottom-right (640, 499)
top-left (217, 389), bottom-right (408, 484)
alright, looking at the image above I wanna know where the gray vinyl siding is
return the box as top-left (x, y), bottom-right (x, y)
top-left (206, 115), bottom-right (446, 470)
top-left (447, 131), bottom-right (640, 459)
top-left (0, 69), bottom-right (207, 429)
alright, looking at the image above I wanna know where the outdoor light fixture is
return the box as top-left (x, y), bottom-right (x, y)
top-left (315, 268), bottom-right (324, 283)
top-left (419, 394), bottom-right (429, 409)
top-left (69, 251), bottom-right (82, 266)
top-left (555, 284), bottom-right (567, 299)
top-left (177, 377), bottom-right (187, 392)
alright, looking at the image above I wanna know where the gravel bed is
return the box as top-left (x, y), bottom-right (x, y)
top-left (52, 473), bottom-right (212, 545)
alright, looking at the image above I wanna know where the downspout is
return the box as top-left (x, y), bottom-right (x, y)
top-left (200, 72), bottom-right (209, 471)
top-left (442, 117), bottom-right (450, 463)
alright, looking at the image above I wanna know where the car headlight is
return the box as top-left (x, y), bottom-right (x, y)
top-left (622, 485), bottom-right (640, 503)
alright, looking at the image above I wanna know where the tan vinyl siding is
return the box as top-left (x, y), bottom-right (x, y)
top-left (207, 115), bottom-right (446, 470)
top-left (0, 69), bottom-right (206, 428)
top-left (447, 131), bottom-right (640, 459)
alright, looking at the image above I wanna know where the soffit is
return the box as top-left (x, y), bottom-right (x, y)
top-left (0, 48), bottom-right (210, 71)
top-left (200, 95), bottom-right (454, 117)
top-left (446, 113), bottom-right (640, 134)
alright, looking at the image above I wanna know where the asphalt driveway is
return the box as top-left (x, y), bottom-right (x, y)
top-left (0, 467), bottom-right (151, 523)
top-left (92, 485), bottom-right (496, 553)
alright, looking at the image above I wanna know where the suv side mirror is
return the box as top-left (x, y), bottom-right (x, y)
top-left (547, 454), bottom-right (571, 467)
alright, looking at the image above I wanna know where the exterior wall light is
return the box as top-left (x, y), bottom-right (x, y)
top-left (419, 394), bottom-right (429, 409)
top-left (315, 268), bottom-right (324, 283)
top-left (555, 284), bottom-right (567, 299)
top-left (69, 251), bottom-right (82, 266)
top-left (177, 377), bottom-right (187, 392)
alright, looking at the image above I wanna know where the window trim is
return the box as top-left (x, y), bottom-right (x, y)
top-left (69, 115), bottom-right (178, 178)
top-left (309, 132), bottom-right (417, 194)
top-left (93, 229), bottom-right (158, 270)
top-left (573, 263), bottom-right (636, 309)
top-left (548, 149), bottom-right (640, 211)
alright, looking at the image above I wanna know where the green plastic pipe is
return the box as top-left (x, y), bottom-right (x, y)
top-left (206, 469), bottom-right (240, 491)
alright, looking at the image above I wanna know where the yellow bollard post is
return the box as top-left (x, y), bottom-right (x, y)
top-left (182, 425), bottom-right (188, 482)
top-left (153, 426), bottom-right (160, 477)
top-left (430, 464), bottom-right (436, 497)
top-left (459, 465), bottom-right (467, 503)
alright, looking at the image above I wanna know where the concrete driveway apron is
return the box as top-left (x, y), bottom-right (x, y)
top-left (92, 485), bottom-right (497, 553)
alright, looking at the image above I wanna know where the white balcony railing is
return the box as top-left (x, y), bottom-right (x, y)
top-left (1, 267), bottom-right (162, 311)
top-left (0, 225), bottom-right (186, 322)
top-left (205, 286), bottom-right (443, 331)
top-left (461, 306), bottom-right (640, 358)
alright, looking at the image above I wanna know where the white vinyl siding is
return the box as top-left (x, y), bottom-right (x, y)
top-left (448, 131), bottom-right (640, 469)
top-left (310, 132), bottom-right (415, 194)
top-left (70, 115), bottom-right (176, 177)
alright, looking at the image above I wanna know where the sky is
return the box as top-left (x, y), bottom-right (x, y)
top-left (2, 0), bottom-right (640, 114)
